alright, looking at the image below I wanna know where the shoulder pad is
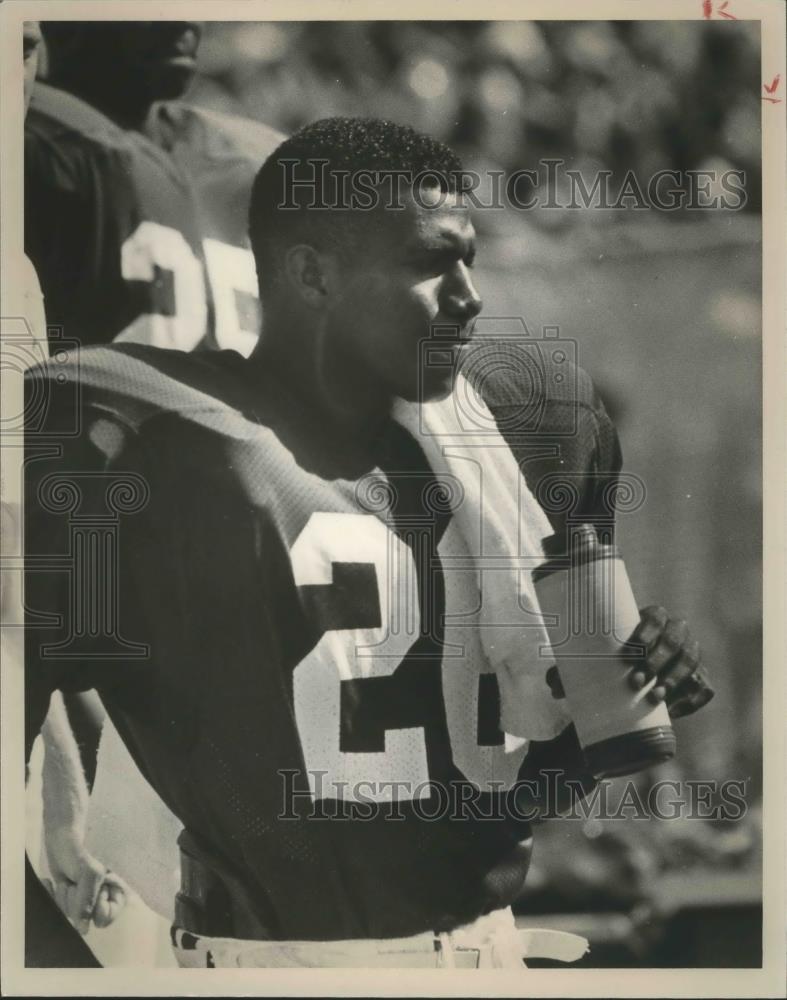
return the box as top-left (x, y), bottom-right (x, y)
top-left (470, 340), bottom-right (601, 412)
top-left (28, 344), bottom-right (262, 443)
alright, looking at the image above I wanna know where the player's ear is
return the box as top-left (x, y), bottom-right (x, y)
top-left (283, 244), bottom-right (333, 308)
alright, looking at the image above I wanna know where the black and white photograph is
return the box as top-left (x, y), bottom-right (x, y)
top-left (0, 1), bottom-right (784, 995)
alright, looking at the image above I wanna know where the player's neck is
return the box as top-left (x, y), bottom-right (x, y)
top-left (49, 72), bottom-right (153, 131)
top-left (251, 321), bottom-right (393, 447)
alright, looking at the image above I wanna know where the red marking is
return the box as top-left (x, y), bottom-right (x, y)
top-left (718, 1), bottom-right (737, 18)
top-left (702, 0), bottom-right (712, 17)
top-left (762, 75), bottom-right (782, 103)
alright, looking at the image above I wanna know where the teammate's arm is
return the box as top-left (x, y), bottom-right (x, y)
top-left (40, 692), bottom-right (127, 934)
top-left (24, 126), bottom-right (88, 350)
top-left (24, 374), bottom-right (137, 958)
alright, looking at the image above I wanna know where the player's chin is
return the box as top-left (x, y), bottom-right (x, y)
top-left (418, 358), bottom-right (463, 402)
top-left (414, 369), bottom-right (456, 404)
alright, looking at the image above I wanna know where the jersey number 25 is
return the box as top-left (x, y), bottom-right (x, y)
top-left (118, 221), bottom-right (259, 356)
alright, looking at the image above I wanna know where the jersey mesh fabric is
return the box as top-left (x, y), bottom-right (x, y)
top-left (24, 343), bottom-right (620, 939)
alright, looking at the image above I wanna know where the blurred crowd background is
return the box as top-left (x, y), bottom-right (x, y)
top-left (192, 20), bottom-right (762, 215)
top-left (34, 19), bottom-right (763, 966)
top-left (186, 19), bottom-right (763, 966)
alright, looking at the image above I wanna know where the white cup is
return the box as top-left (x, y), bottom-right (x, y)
top-left (534, 526), bottom-right (675, 779)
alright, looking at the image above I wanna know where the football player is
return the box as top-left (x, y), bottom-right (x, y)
top-left (25, 21), bottom-right (283, 355)
top-left (24, 119), bottom-right (713, 968)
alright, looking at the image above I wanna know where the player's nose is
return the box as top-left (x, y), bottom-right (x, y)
top-left (442, 264), bottom-right (483, 327)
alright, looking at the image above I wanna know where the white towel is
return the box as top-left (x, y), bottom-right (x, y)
top-left (393, 376), bottom-right (571, 742)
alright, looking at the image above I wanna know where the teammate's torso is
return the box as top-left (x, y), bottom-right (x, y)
top-left (24, 84), bottom-right (282, 354)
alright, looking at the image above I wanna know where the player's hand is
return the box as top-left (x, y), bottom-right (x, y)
top-left (44, 830), bottom-right (127, 934)
top-left (624, 606), bottom-right (714, 718)
top-left (92, 871), bottom-right (128, 929)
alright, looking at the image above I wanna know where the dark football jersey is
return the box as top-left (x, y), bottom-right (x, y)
top-left (24, 343), bottom-right (621, 940)
top-left (25, 83), bottom-right (282, 354)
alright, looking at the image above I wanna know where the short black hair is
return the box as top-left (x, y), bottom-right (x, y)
top-left (248, 117), bottom-right (464, 299)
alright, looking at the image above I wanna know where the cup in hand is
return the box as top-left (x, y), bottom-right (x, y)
top-left (533, 525), bottom-right (676, 779)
